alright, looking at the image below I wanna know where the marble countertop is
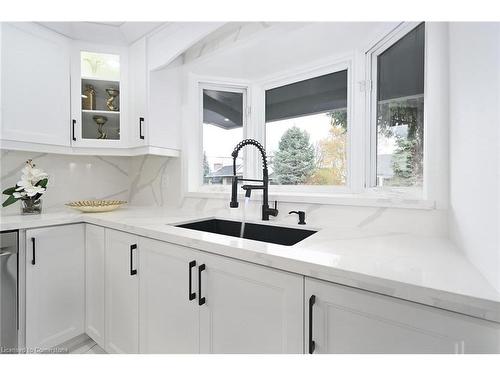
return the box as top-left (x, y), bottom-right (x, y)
top-left (2, 206), bottom-right (500, 323)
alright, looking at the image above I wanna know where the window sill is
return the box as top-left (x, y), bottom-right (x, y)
top-left (185, 189), bottom-right (435, 210)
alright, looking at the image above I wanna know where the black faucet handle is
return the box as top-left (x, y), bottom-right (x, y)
top-left (289, 210), bottom-right (306, 225)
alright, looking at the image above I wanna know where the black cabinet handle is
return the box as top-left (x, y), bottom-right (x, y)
top-left (139, 117), bottom-right (144, 140)
top-left (198, 264), bottom-right (206, 306)
top-left (309, 295), bottom-right (316, 354)
top-left (188, 260), bottom-right (196, 301)
top-left (31, 237), bottom-right (36, 265)
top-left (130, 244), bottom-right (137, 275)
top-left (72, 119), bottom-right (77, 141)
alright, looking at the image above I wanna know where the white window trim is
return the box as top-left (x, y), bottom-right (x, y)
top-left (195, 78), bottom-right (250, 194)
top-left (257, 57), bottom-right (354, 195)
top-left (185, 24), bottom-right (443, 210)
top-left (365, 21), bottom-right (425, 192)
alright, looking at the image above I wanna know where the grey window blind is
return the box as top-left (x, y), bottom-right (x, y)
top-left (265, 70), bottom-right (348, 123)
top-left (377, 23), bottom-right (425, 102)
top-left (203, 89), bottom-right (243, 129)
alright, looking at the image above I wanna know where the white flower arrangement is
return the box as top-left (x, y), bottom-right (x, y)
top-left (2, 160), bottom-right (49, 207)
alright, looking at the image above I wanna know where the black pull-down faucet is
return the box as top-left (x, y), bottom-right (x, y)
top-left (230, 139), bottom-right (278, 221)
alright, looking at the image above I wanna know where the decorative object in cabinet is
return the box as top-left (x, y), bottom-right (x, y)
top-left (105, 88), bottom-right (119, 111)
top-left (93, 115), bottom-right (108, 139)
top-left (82, 84), bottom-right (96, 110)
top-left (79, 51), bottom-right (121, 142)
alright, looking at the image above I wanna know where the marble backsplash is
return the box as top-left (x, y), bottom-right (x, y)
top-left (0, 150), bottom-right (181, 215)
top-left (0, 150), bottom-right (447, 237)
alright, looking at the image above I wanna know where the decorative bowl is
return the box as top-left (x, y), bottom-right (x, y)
top-left (65, 200), bottom-right (127, 213)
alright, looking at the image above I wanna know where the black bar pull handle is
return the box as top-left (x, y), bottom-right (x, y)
top-left (31, 237), bottom-right (36, 265)
top-left (198, 264), bottom-right (206, 306)
top-left (188, 260), bottom-right (196, 301)
top-left (309, 295), bottom-right (316, 354)
top-left (130, 244), bottom-right (137, 275)
top-left (139, 117), bottom-right (145, 140)
top-left (72, 119), bottom-right (77, 141)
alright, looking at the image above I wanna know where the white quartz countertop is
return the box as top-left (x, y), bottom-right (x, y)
top-left (2, 206), bottom-right (500, 323)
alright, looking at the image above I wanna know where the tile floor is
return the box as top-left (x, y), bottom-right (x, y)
top-left (59, 335), bottom-right (106, 354)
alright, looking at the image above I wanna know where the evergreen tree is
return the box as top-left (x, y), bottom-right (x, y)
top-left (203, 152), bottom-right (210, 183)
top-left (273, 126), bottom-right (316, 185)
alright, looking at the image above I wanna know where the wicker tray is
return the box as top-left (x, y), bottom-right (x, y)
top-left (65, 200), bottom-right (127, 213)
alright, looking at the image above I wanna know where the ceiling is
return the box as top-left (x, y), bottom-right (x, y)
top-left (37, 22), bottom-right (166, 45)
top-left (188, 22), bottom-right (399, 80)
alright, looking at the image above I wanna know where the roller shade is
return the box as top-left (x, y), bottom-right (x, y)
top-left (203, 89), bottom-right (243, 130)
top-left (377, 23), bottom-right (425, 102)
top-left (265, 70), bottom-right (348, 123)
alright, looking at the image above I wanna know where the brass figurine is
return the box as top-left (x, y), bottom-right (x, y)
top-left (105, 88), bottom-right (119, 111)
top-left (93, 115), bottom-right (108, 139)
top-left (82, 84), bottom-right (96, 110)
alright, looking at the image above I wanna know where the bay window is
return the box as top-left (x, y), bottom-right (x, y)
top-left (194, 22), bottom-right (427, 204)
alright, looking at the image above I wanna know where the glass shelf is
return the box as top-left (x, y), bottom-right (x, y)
top-left (80, 51), bottom-right (121, 141)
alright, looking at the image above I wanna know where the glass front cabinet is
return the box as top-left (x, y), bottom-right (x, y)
top-left (71, 44), bottom-right (128, 147)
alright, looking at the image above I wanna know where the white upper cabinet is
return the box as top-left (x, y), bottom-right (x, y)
top-left (0, 22), bottom-right (190, 156)
top-left (128, 37), bottom-right (147, 147)
top-left (70, 42), bottom-right (128, 148)
top-left (1, 23), bottom-right (71, 147)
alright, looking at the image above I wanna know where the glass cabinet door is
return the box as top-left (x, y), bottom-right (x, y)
top-left (80, 51), bottom-right (121, 141)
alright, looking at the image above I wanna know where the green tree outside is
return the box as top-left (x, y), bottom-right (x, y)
top-left (272, 126), bottom-right (316, 185)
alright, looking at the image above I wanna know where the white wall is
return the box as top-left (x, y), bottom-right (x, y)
top-left (448, 22), bottom-right (500, 291)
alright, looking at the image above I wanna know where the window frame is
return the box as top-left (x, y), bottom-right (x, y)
top-left (187, 22), bottom-right (440, 209)
top-left (258, 58), bottom-right (353, 194)
top-left (365, 21), bottom-right (425, 192)
top-left (197, 80), bottom-right (249, 192)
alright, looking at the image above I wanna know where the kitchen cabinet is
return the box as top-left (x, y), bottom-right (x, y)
top-left (139, 238), bottom-right (303, 354)
top-left (25, 224), bottom-right (85, 350)
top-left (305, 277), bottom-right (500, 354)
top-left (197, 251), bottom-right (303, 353)
top-left (139, 238), bottom-right (200, 353)
top-left (1, 23), bottom-right (71, 147)
top-left (85, 224), bottom-right (105, 348)
top-left (1, 22), bottom-right (181, 156)
top-left (70, 42), bottom-right (128, 148)
top-left (128, 37), bottom-right (148, 147)
top-left (104, 229), bottom-right (139, 353)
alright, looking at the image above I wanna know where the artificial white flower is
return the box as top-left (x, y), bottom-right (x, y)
top-left (16, 176), bottom-right (45, 197)
top-left (13, 191), bottom-right (27, 198)
top-left (20, 164), bottom-right (48, 185)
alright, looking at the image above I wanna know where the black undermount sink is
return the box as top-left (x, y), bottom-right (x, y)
top-left (175, 219), bottom-right (317, 246)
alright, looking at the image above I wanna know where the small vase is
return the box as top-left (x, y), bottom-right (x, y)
top-left (20, 198), bottom-right (42, 215)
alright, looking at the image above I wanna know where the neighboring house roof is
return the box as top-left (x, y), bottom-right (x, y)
top-left (207, 164), bottom-right (243, 178)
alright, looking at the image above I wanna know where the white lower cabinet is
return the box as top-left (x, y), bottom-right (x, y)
top-left (85, 224), bottom-right (105, 348)
top-left (23, 223), bottom-right (500, 354)
top-left (25, 224), bottom-right (85, 350)
top-left (305, 277), bottom-right (500, 354)
top-left (139, 238), bottom-right (200, 353)
top-left (198, 251), bottom-right (303, 353)
top-left (138, 238), bottom-right (303, 353)
top-left (104, 229), bottom-right (139, 353)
